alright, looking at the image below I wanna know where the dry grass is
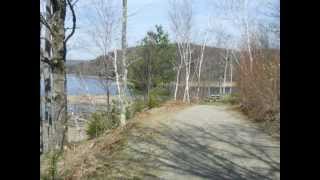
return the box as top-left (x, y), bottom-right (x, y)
top-left (41, 100), bottom-right (189, 180)
top-left (235, 39), bottom-right (280, 136)
top-left (68, 95), bottom-right (117, 105)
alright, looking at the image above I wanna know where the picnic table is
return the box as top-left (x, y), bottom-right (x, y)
top-left (204, 94), bottom-right (221, 102)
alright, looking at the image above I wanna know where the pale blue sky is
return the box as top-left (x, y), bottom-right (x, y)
top-left (65, 0), bottom-right (278, 60)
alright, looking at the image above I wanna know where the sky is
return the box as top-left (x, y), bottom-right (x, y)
top-left (63, 0), bottom-right (279, 60)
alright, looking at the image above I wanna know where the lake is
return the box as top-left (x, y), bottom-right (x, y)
top-left (41, 74), bottom-right (118, 96)
top-left (67, 74), bottom-right (118, 95)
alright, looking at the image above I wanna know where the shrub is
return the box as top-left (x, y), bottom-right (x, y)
top-left (132, 99), bottom-right (146, 114)
top-left (236, 33), bottom-right (280, 134)
top-left (41, 151), bottom-right (61, 180)
top-left (220, 94), bottom-right (238, 104)
top-left (86, 112), bottom-right (107, 139)
top-left (147, 94), bottom-right (160, 108)
top-left (147, 87), bottom-right (170, 108)
top-left (151, 86), bottom-right (171, 97)
top-left (110, 101), bottom-right (120, 124)
top-left (125, 105), bottom-right (132, 120)
top-left (86, 110), bottom-right (119, 139)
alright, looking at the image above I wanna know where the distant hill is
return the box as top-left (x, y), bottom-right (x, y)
top-left (66, 47), bottom-right (140, 76)
top-left (66, 44), bottom-right (278, 81)
top-left (66, 60), bottom-right (87, 66)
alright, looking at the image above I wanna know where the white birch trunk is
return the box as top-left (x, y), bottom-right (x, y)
top-left (113, 50), bottom-right (122, 101)
top-left (42, 0), bottom-right (53, 152)
top-left (119, 0), bottom-right (128, 126)
top-left (113, 49), bottom-right (124, 126)
top-left (196, 33), bottom-right (207, 98)
top-left (174, 42), bottom-right (184, 101)
top-left (173, 64), bottom-right (182, 101)
top-left (223, 56), bottom-right (228, 95)
top-left (230, 60), bottom-right (233, 94)
top-left (183, 41), bottom-right (192, 103)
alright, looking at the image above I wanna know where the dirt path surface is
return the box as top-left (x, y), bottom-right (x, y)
top-left (57, 104), bottom-right (279, 180)
top-left (124, 104), bottom-right (280, 180)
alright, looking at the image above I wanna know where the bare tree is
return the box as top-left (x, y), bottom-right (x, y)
top-left (217, 31), bottom-right (232, 95)
top-left (172, 51), bottom-right (182, 101)
top-left (169, 0), bottom-right (193, 103)
top-left (79, 0), bottom-right (120, 112)
top-left (213, 0), bottom-right (256, 72)
top-left (195, 29), bottom-right (209, 98)
top-left (263, 0), bottom-right (280, 48)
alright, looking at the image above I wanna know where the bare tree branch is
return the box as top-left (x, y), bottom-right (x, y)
top-left (65, 0), bottom-right (77, 43)
top-left (40, 13), bottom-right (53, 35)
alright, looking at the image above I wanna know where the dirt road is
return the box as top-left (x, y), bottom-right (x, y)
top-left (125, 104), bottom-right (280, 180)
top-left (59, 104), bottom-right (280, 180)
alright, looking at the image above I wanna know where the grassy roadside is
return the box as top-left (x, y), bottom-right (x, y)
top-left (41, 100), bottom-right (189, 180)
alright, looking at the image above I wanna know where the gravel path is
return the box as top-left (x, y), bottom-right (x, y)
top-left (126, 105), bottom-right (280, 180)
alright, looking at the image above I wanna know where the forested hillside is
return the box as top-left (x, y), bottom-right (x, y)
top-left (67, 44), bottom-right (235, 80)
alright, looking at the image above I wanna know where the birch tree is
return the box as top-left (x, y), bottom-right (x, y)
top-left (169, 0), bottom-right (193, 103)
top-left (195, 30), bottom-right (209, 98)
top-left (40, 0), bottom-right (77, 152)
top-left (118, 0), bottom-right (128, 126)
top-left (213, 0), bottom-right (256, 72)
top-left (216, 31), bottom-right (232, 95)
top-left (81, 0), bottom-right (120, 111)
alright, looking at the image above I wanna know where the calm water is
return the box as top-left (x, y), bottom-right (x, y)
top-left (67, 74), bottom-right (118, 95)
top-left (40, 74), bottom-right (118, 96)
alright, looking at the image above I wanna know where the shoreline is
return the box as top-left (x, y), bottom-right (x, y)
top-left (68, 95), bottom-right (118, 105)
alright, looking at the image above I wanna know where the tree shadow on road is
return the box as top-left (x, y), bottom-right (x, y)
top-left (125, 121), bottom-right (280, 180)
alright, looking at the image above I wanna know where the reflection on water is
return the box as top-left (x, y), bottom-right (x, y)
top-left (40, 74), bottom-right (118, 96)
top-left (67, 74), bottom-right (118, 95)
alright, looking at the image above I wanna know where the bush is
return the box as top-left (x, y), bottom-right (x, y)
top-left (86, 110), bottom-right (119, 139)
top-left (132, 99), bottom-right (146, 114)
top-left (125, 105), bottom-right (133, 120)
top-left (86, 112), bottom-right (107, 139)
top-left (147, 87), bottom-right (170, 108)
top-left (110, 101), bottom-right (120, 124)
top-left (151, 86), bottom-right (171, 97)
top-left (41, 151), bottom-right (61, 180)
top-left (147, 94), bottom-right (160, 108)
top-left (236, 36), bottom-right (280, 133)
top-left (220, 94), bottom-right (238, 104)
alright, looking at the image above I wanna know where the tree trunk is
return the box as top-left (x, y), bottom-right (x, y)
top-left (119, 0), bottom-right (128, 127)
top-left (197, 35), bottom-right (207, 98)
top-left (174, 64), bottom-right (182, 101)
top-left (50, 0), bottom-right (68, 151)
top-left (107, 85), bottom-right (110, 108)
top-left (42, 0), bottom-right (53, 152)
top-left (223, 57), bottom-right (228, 95)
top-left (114, 50), bottom-right (122, 101)
top-left (230, 60), bottom-right (233, 94)
top-left (174, 43), bottom-right (184, 101)
top-left (147, 50), bottom-right (152, 101)
top-left (183, 43), bottom-right (191, 103)
top-left (40, 21), bottom-right (44, 155)
top-left (183, 70), bottom-right (190, 103)
top-left (244, 14), bottom-right (253, 72)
